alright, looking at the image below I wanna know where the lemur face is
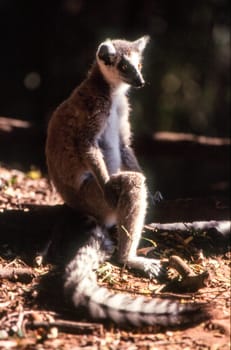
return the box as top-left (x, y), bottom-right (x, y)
top-left (96, 36), bottom-right (150, 89)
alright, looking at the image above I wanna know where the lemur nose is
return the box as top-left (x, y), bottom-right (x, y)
top-left (134, 77), bottom-right (145, 88)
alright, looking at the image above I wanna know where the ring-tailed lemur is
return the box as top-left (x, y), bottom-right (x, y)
top-left (46, 36), bottom-right (209, 326)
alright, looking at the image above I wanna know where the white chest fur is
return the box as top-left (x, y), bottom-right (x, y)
top-left (100, 93), bottom-right (123, 175)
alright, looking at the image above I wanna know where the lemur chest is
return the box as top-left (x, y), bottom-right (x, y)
top-left (98, 98), bottom-right (122, 175)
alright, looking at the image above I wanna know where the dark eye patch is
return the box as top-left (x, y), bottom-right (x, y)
top-left (117, 57), bottom-right (131, 73)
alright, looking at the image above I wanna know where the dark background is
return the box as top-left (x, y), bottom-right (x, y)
top-left (0, 0), bottom-right (230, 199)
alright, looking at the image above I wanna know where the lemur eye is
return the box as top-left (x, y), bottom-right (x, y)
top-left (118, 59), bottom-right (130, 73)
top-left (138, 63), bottom-right (142, 70)
top-left (121, 63), bottom-right (128, 71)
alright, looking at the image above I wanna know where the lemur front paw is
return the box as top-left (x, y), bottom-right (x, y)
top-left (148, 190), bottom-right (164, 206)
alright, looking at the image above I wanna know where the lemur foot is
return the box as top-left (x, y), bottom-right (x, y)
top-left (126, 256), bottom-right (167, 280)
top-left (143, 258), bottom-right (167, 280)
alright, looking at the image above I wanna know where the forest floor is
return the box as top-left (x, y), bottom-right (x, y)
top-left (0, 165), bottom-right (230, 350)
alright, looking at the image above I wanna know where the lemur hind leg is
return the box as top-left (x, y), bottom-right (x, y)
top-left (105, 171), bottom-right (165, 279)
top-left (73, 176), bottom-right (115, 226)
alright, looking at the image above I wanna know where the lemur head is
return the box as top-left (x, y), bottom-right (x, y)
top-left (96, 36), bottom-right (150, 90)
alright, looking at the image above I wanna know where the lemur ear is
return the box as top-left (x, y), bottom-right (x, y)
top-left (133, 35), bottom-right (150, 52)
top-left (97, 40), bottom-right (116, 66)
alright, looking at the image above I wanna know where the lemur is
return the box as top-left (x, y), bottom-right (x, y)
top-left (46, 36), bottom-right (208, 326)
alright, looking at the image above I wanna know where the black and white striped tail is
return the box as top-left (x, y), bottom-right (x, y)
top-left (64, 225), bottom-right (210, 327)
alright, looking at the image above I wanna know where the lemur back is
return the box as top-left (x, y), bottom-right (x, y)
top-left (46, 36), bottom-right (209, 327)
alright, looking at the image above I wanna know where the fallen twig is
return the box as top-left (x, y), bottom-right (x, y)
top-left (169, 255), bottom-right (197, 278)
top-left (27, 319), bottom-right (103, 335)
top-left (146, 220), bottom-right (231, 235)
top-left (163, 255), bottom-right (209, 293)
top-left (0, 267), bottom-right (35, 282)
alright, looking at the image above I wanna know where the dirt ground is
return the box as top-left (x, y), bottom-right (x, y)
top-left (0, 166), bottom-right (230, 350)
